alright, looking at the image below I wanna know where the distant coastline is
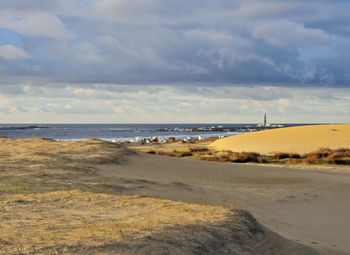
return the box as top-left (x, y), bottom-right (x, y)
top-left (0, 125), bottom-right (49, 131)
top-left (0, 123), bottom-right (317, 141)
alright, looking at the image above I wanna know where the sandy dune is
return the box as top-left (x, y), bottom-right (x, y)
top-left (99, 152), bottom-right (350, 254)
top-left (210, 124), bottom-right (350, 154)
top-left (0, 138), bottom-right (320, 254)
top-left (0, 190), bottom-right (318, 255)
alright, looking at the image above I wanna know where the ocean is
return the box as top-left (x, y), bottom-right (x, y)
top-left (0, 123), bottom-right (308, 141)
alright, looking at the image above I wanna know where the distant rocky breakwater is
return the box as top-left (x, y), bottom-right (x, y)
top-left (0, 125), bottom-right (49, 130)
top-left (156, 124), bottom-right (284, 133)
top-left (119, 124), bottom-right (285, 144)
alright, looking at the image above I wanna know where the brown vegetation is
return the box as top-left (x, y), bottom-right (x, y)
top-left (188, 146), bottom-right (209, 153)
top-left (1, 189), bottom-right (316, 255)
top-left (273, 152), bottom-right (301, 160)
top-left (299, 148), bottom-right (350, 165)
top-left (231, 152), bottom-right (267, 163)
top-left (141, 142), bottom-right (350, 166)
top-left (0, 137), bottom-right (137, 195)
top-left (146, 147), bottom-right (268, 164)
top-left (0, 190), bottom-right (245, 254)
top-left (272, 148), bottom-right (350, 165)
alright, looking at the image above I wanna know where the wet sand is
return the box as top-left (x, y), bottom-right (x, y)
top-left (98, 152), bottom-right (350, 254)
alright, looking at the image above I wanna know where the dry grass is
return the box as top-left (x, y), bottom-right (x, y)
top-left (0, 137), bottom-right (133, 166)
top-left (271, 148), bottom-right (350, 165)
top-left (273, 152), bottom-right (301, 160)
top-left (0, 190), bottom-right (314, 255)
top-left (188, 146), bottom-right (209, 153)
top-left (135, 141), bottom-right (350, 166)
top-left (0, 190), bottom-right (242, 254)
top-left (0, 138), bottom-right (135, 194)
top-left (231, 152), bottom-right (267, 163)
top-left (299, 148), bottom-right (350, 165)
top-left (146, 148), bottom-right (268, 164)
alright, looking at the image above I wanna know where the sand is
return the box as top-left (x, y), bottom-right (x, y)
top-left (210, 124), bottom-right (350, 154)
top-left (99, 153), bottom-right (350, 254)
top-left (2, 137), bottom-right (349, 254)
top-left (0, 138), bottom-right (320, 254)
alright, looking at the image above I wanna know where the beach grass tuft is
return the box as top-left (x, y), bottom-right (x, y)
top-left (134, 140), bottom-right (350, 166)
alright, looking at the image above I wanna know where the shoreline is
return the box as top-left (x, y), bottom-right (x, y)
top-left (0, 122), bottom-right (305, 143)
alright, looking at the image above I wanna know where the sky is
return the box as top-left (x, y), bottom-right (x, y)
top-left (0, 0), bottom-right (349, 123)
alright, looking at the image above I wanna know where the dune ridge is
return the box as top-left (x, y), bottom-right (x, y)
top-left (210, 124), bottom-right (350, 154)
top-left (0, 190), bottom-right (318, 255)
top-left (0, 138), bottom-right (318, 254)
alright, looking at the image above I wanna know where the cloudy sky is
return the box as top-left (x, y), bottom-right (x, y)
top-left (0, 0), bottom-right (349, 123)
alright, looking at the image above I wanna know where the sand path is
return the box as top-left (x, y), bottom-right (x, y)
top-left (98, 153), bottom-right (350, 254)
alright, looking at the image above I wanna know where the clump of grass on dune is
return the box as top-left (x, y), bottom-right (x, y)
top-left (0, 137), bottom-right (135, 194)
top-left (143, 142), bottom-right (350, 166)
top-left (0, 137), bottom-right (134, 166)
top-left (271, 148), bottom-right (350, 165)
top-left (273, 152), bottom-right (301, 160)
top-left (202, 152), bottom-right (266, 163)
top-left (0, 190), bottom-right (286, 255)
top-left (146, 146), bottom-right (208, 158)
top-left (301, 148), bottom-right (350, 165)
top-left (231, 152), bottom-right (267, 163)
top-left (188, 146), bottom-right (209, 153)
top-left (0, 190), bottom-right (245, 254)
top-left (146, 147), bottom-right (268, 164)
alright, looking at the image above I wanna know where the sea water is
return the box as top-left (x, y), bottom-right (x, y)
top-left (0, 123), bottom-right (306, 141)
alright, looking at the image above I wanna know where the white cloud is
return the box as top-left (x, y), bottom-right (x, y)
top-left (278, 98), bottom-right (290, 107)
top-left (2, 84), bottom-right (350, 123)
top-left (0, 12), bottom-right (74, 39)
top-left (73, 88), bottom-right (97, 97)
top-left (77, 51), bottom-right (105, 65)
top-left (185, 30), bottom-right (235, 46)
top-left (253, 20), bottom-right (331, 49)
top-left (235, 2), bottom-right (301, 19)
top-left (94, 0), bottom-right (157, 23)
top-left (0, 45), bottom-right (30, 60)
top-left (0, 94), bottom-right (11, 106)
top-left (179, 102), bottom-right (193, 108)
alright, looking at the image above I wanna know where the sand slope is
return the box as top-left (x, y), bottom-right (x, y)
top-left (210, 124), bottom-right (350, 154)
top-left (0, 190), bottom-right (318, 255)
top-left (0, 138), bottom-right (320, 254)
top-left (99, 153), bottom-right (350, 254)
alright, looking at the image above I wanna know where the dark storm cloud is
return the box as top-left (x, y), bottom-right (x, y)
top-left (0, 0), bottom-right (349, 88)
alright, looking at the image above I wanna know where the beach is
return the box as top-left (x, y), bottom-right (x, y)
top-left (99, 152), bottom-right (350, 254)
top-left (2, 0), bottom-right (348, 253)
top-left (1, 130), bottom-right (350, 254)
top-left (124, 124), bottom-right (350, 254)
